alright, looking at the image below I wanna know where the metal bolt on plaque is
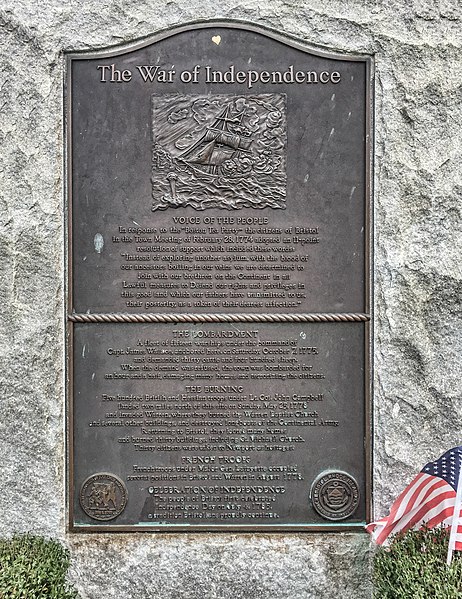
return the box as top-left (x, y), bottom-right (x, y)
top-left (310, 471), bottom-right (360, 521)
top-left (80, 473), bottom-right (127, 521)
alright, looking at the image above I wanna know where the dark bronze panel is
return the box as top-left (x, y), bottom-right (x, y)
top-left (66, 22), bottom-right (372, 532)
top-left (68, 23), bottom-right (370, 315)
top-left (71, 322), bottom-right (367, 529)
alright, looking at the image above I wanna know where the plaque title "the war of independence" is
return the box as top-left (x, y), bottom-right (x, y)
top-left (96, 63), bottom-right (342, 86)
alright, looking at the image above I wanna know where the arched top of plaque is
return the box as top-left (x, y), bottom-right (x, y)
top-left (66, 20), bottom-right (373, 65)
top-left (67, 19), bottom-right (371, 317)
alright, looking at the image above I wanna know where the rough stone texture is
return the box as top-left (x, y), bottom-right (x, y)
top-left (0, 1), bottom-right (461, 598)
top-left (68, 534), bottom-right (370, 599)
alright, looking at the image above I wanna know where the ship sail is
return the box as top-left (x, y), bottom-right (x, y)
top-left (184, 140), bottom-right (216, 164)
top-left (179, 103), bottom-right (252, 176)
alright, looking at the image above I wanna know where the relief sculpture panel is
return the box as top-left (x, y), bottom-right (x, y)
top-left (151, 94), bottom-right (287, 211)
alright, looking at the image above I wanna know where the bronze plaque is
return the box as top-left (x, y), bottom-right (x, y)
top-left (67, 22), bottom-right (372, 531)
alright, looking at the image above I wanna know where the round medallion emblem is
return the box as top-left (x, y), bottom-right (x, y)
top-left (79, 473), bottom-right (127, 521)
top-left (311, 471), bottom-right (360, 521)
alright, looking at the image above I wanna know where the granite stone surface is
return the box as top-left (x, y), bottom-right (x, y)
top-left (0, 1), bottom-right (461, 597)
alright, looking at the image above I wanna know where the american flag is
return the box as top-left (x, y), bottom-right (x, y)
top-left (367, 446), bottom-right (462, 549)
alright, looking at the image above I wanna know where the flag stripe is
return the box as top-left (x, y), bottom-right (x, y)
top-left (384, 475), bottom-right (444, 529)
top-left (376, 489), bottom-right (455, 544)
top-left (405, 478), bottom-right (449, 518)
top-left (398, 489), bottom-right (456, 530)
top-left (369, 475), bottom-right (435, 541)
top-left (367, 447), bottom-right (462, 548)
top-left (375, 483), bottom-right (454, 544)
top-left (425, 504), bottom-right (458, 529)
top-left (388, 473), bottom-right (429, 522)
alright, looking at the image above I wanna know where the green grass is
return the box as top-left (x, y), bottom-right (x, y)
top-left (374, 526), bottom-right (462, 598)
top-left (0, 534), bottom-right (78, 598)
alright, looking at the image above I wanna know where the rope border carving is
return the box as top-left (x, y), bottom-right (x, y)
top-left (69, 313), bottom-right (370, 323)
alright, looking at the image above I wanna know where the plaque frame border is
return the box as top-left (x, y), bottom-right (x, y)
top-left (65, 19), bottom-right (374, 533)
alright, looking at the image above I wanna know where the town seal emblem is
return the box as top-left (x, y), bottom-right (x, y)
top-left (311, 471), bottom-right (359, 521)
top-left (80, 473), bottom-right (127, 521)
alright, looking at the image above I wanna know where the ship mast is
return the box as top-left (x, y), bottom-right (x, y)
top-left (178, 103), bottom-right (250, 176)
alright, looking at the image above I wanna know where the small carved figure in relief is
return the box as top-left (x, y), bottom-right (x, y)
top-left (87, 482), bottom-right (117, 509)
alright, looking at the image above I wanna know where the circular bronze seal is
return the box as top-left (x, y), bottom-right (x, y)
top-left (80, 473), bottom-right (127, 521)
top-left (310, 471), bottom-right (360, 521)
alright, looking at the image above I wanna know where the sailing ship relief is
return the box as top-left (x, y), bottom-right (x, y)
top-left (151, 94), bottom-right (286, 211)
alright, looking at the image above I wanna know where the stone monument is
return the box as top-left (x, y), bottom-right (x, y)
top-left (1, 3), bottom-right (460, 598)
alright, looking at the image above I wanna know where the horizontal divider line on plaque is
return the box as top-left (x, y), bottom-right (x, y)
top-left (68, 312), bottom-right (371, 323)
